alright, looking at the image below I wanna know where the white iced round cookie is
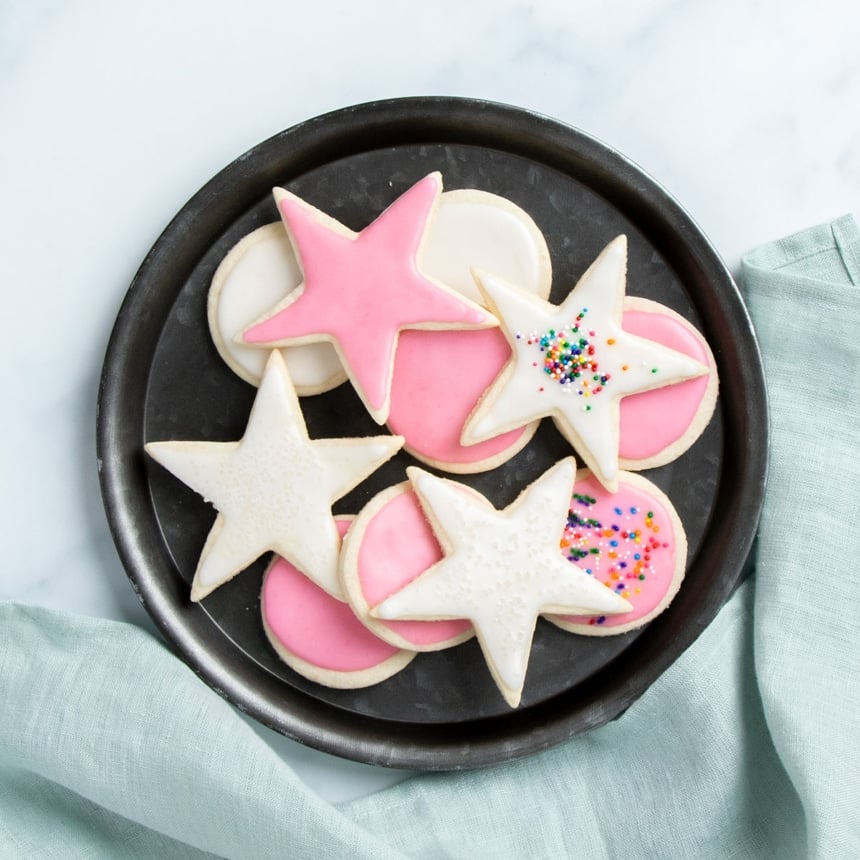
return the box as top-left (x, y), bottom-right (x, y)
top-left (208, 189), bottom-right (551, 404)
top-left (208, 224), bottom-right (346, 395)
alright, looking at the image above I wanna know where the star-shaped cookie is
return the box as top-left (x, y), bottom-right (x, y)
top-left (372, 459), bottom-right (631, 707)
top-left (242, 173), bottom-right (496, 424)
top-left (145, 350), bottom-right (404, 602)
top-left (462, 236), bottom-right (708, 490)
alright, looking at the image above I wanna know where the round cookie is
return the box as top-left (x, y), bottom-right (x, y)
top-left (547, 469), bottom-right (687, 636)
top-left (208, 224), bottom-right (347, 395)
top-left (618, 297), bottom-right (718, 469)
top-left (339, 481), bottom-right (474, 652)
top-left (261, 517), bottom-right (415, 689)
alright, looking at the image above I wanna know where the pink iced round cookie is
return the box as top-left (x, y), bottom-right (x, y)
top-left (547, 470), bottom-right (687, 635)
top-left (618, 298), bottom-right (718, 468)
top-left (388, 327), bottom-right (535, 473)
top-left (261, 517), bottom-right (414, 688)
top-left (339, 483), bottom-right (474, 651)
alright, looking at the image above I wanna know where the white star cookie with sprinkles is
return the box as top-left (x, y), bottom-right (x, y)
top-left (145, 350), bottom-right (404, 602)
top-left (462, 235), bottom-right (708, 491)
top-left (372, 458), bottom-right (631, 708)
top-left (242, 172), bottom-right (496, 425)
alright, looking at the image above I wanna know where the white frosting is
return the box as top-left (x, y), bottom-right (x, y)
top-left (463, 236), bottom-right (708, 491)
top-left (145, 351), bottom-right (403, 601)
top-left (208, 224), bottom-right (345, 393)
top-left (209, 190), bottom-right (551, 389)
top-left (372, 459), bottom-right (631, 707)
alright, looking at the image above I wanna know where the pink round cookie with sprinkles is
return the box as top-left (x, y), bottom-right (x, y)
top-left (547, 470), bottom-right (687, 636)
top-left (339, 482), bottom-right (475, 651)
top-left (261, 517), bottom-right (415, 688)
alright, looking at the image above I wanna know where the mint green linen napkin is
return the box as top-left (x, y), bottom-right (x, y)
top-left (2, 216), bottom-right (858, 858)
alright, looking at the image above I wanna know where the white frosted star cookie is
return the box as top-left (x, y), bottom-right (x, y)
top-left (145, 350), bottom-right (404, 601)
top-left (371, 459), bottom-right (631, 708)
top-left (462, 236), bottom-right (709, 491)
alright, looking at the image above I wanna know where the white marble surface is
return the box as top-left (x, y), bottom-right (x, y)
top-left (1, 0), bottom-right (857, 802)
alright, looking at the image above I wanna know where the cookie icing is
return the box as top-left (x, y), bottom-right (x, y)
top-left (145, 350), bottom-right (403, 601)
top-left (242, 173), bottom-right (495, 424)
top-left (463, 236), bottom-right (708, 491)
top-left (387, 190), bottom-right (552, 471)
top-left (548, 471), bottom-right (687, 635)
top-left (617, 300), bottom-right (717, 465)
top-left (208, 223), bottom-right (346, 394)
top-left (261, 517), bottom-right (415, 687)
top-left (372, 459), bottom-right (631, 708)
top-left (338, 482), bottom-right (474, 651)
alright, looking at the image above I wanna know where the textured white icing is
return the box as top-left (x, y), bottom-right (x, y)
top-left (373, 459), bottom-right (631, 707)
top-left (463, 236), bottom-right (708, 490)
top-left (145, 351), bottom-right (403, 601)
top-left (209, 190), bottom-right (551, 389)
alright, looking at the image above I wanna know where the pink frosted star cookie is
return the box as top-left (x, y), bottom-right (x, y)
top-left (242, 173), bottom-right (496, 425)
top-left (462, 235), bottom-right (709, 491)
top-left (370, 459), bottom-right (631, 708)
top-left (145, 350), bottom-right (404, 601)
top-left (209, 187), bottom-right (552, 471)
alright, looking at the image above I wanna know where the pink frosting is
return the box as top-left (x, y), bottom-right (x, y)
top-left (262, 519), bottom-right (402, 672)
top-left (357, 490), bottom-right (472, 646)
top-left (387, 306), bottom-right (709, 466)
top-left (388, 327), bottom-right (529, 465)
top-left (558, 474), bottom-right (679, 628)
top-left (243, 174), bottom-right (488, 416)
top-left (618, 310), bottom-right (711, 460)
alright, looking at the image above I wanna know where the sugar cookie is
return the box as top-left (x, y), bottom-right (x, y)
top-left (617, 298), bottom-right (718, 469)
top-left (462, 236), bottom-right (708, 491)
top-left (371, 459), bottom-right (631, 708)
top-left (145, 350), bottom-right (403, 601)
top-left (547, 469), bottom-right (687, 635)
top-left (338, 482), bottom-right (474, 652)
top-left (208, 224), bottom-right (346, 395)
top-left (261, 517), bottom-right (415, 688)
top-left (241, 173), bottom-right (495, 425)
top-left (209, 187), bottom-right (552, 471)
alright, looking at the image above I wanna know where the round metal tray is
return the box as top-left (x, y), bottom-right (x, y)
top-left (97, 97), bottom-right (767, 769)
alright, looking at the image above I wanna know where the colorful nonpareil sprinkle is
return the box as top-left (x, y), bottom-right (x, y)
top-left (516, 309), bottom-right (613, 396)
top-left (560, 490), bottom-right (670, 624)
